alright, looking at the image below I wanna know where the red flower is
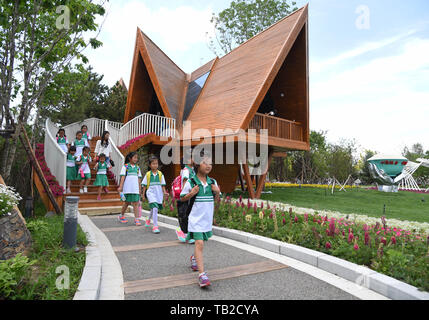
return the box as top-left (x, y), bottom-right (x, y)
top-left (381, 237), bottom-right (387, 245)
top-left (282, 218), bottom-right (286, 225)
top-left (391, 236), bottom-right (397, 244)
top-left (294, 216), bottom-right (298, 223)
top-left (364, 232), bottom-right (370, 246)
top-left (325, 242), bottom-right (332, 249)
top-left (354, 243), bottom-right (359, 251)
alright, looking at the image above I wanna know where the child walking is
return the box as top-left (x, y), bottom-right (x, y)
top-left (176, 154), bottom-right (196, 243)
top-left (180, 154), bottom-right (220, 288)
top-left (66, 145), bottom-right (78, 194)
top-left (56, 128), bottom-right (70, 154)
top-left (141, 156), bottom-right (168, 234)
top-left (76, 146), bottom-right (92, 193)
top-left (117, 152), bottom-right (142, 226)
top-left (81, 124), bottom-right (92, 145)
top-left (72, 131), bottom-right (89, 158)
top-left (93, 153), bottom-right (110, 200)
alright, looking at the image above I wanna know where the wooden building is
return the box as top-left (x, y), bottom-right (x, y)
top-left (123, 5), bottom-right (310, 198)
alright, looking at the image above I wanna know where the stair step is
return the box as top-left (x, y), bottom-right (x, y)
top-left (70, 185), bottom-right (118, 192)
top-left (64, 192), bottom-right (121, 200)
top-left (78, 198), bottom-right (123, 208)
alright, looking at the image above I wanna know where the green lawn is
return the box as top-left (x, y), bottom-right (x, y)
top-left (231, 187), bottom-right (429, 224)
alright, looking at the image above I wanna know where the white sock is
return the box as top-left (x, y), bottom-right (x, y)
top-left (152, 207), bottom-right (158, 227)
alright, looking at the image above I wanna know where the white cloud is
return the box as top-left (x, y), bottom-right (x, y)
top-left (84, 1), bottom-right (215, 86)
top-left (310, 37), bottom-right (429, 156)
top-left (311, 29), bottom-right (418, 74)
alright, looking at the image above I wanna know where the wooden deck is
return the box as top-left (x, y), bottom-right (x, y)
top-left (248, 113), bottom-right (304, 142)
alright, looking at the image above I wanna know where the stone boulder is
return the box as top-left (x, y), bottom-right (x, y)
top-left (0, 209), bottom-right (32, 260)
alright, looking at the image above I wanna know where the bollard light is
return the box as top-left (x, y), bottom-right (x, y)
top-left (25, 196), bottom-right (33, 218)
top-left (63, 196), bottom-right (79, 250)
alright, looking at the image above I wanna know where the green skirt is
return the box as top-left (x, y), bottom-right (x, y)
top-left (66, 166), bottom-right (78, 181)
top-left (124, 194), bottom-right (140, 203)
top-left (94, 174), bottom-right (109, 186)
top-left (78, 173), bottom-right (91, 180)
top-left (149, 202), bottom-right (163, 210)
top-left (186, 231), bottom-right (213, 241)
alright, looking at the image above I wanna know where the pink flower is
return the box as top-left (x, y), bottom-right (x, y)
top-left (348, 233), bottom-right (354, 243)
top-left (325, 242), bottom-right (332, 249)
top-left (381, 237), bottom-right (387, 245)
top-left (364, 232), bottom-right (370, 246)
top-left (391, 236), bottom-right (397, 244)
top-left (269, 213), bottom-right (273, 219)
top-left (328, 219), bottom-right (336, 236)
top-left (282, 218), bottom-right (286, 225)
top-left (239, 195), bottom-right (243, 203)
top-left (294, 216), bottom-right (298, 223)
top-left (354, 243), bottom-right (359, 251)
top-left (304, 213), bottom-right (309, 222)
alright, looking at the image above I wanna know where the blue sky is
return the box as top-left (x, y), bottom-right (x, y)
top-left (85, 0), bottom-right (429, 157)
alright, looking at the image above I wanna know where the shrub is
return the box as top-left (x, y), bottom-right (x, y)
top-left (0, 254), bottom-right (36, 299)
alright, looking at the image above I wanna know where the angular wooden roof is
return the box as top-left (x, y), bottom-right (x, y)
top-left (186, 5), bottom-right (308, 135)
top-left (125, 4), bottom-right (309, 142)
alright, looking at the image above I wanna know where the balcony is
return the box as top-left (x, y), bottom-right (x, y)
top-left (248, 113), bottom-right (304, 142)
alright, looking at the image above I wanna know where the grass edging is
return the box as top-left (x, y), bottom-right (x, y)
top-left (154, 212), bottom-right (429, 300)
top-left (73, 213), bottom-right (102, 300)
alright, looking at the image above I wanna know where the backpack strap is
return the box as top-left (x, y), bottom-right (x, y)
top-left (145, 171), bottom-right (151, 188)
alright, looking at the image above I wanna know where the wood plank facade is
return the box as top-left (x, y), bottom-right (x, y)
top-left (123, 5), bottom-right (310, 197)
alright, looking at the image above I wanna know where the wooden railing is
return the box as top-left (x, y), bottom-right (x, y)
top-left (248, 113), bottom-right (304, 141)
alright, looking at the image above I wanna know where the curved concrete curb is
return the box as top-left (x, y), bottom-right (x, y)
top-left (154, 213), bottom-right (429, 301)
top-left (74, 213), bottom-right (101, 300)
top-left (75, 213), bottom-right (124, 300)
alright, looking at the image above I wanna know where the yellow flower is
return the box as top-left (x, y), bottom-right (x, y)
top-left (258, 211), bottom-right (264, 219)
top-left (245, 215), bottom-right (252, 223)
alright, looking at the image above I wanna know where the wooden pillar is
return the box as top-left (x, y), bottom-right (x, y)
top-left (255, 148), bottom-right (274, 199)
top-left (242, 164), bottom-right (255, 199)
top-left (238, 166), bottom-right (245, 191)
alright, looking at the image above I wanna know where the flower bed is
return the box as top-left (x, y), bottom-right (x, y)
top-left (265, 182), bottom-right (354, 189)
top-left (118, 133), bottom-right (154, 151)
top-left (145, 194), bottom-right (429, 292)
top-left (35, 144), bottom-right (64, 197)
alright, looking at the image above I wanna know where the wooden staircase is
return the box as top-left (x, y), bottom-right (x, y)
top-left (66, 138), bottom-right (130, 216)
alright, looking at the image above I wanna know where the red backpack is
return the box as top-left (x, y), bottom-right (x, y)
top-left (171, 175), bottom-right (182, 200)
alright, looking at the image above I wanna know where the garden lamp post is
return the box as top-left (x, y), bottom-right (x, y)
top-left (63, 196), bottom-right (79, 250)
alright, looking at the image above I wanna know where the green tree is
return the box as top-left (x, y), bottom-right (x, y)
top-left (327, 139), bottom-right (358, 182)
top-left (208, 0), bottom-right (298, 56)
top-left (0, 0), bottom-right (107, 181)
top-left (357, 149), bottom-right (377, 185)
top-left (88, 80), bottom-right (127, 123)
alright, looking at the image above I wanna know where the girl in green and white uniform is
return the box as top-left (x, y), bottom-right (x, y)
top-left (93, 153), bottom-right (111, 200)
top-left (56, 128), bottom-right (70, 154)
top-left (81, 124), bottom-right (92, 145)
top-left (141, 156), bottom-right (168, 234)
top-left (117, 152), bottom-right (142, 226)
top-left (180, 154), bottom-right (221, 288)
top-left (72, 131), bottom-right (89, 158)
top-left (76, 146), bottom-right (92, 193)
top-left (66, 145), bottom-right (78, 194)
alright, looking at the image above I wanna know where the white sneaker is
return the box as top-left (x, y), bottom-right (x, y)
top-left (79, 188), bottom-right (84, 194)
top-left (84, 187), bottom-right (88, 193)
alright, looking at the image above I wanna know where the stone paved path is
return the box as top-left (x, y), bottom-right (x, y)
top-left (90, 215), bottom-right (361, 300)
